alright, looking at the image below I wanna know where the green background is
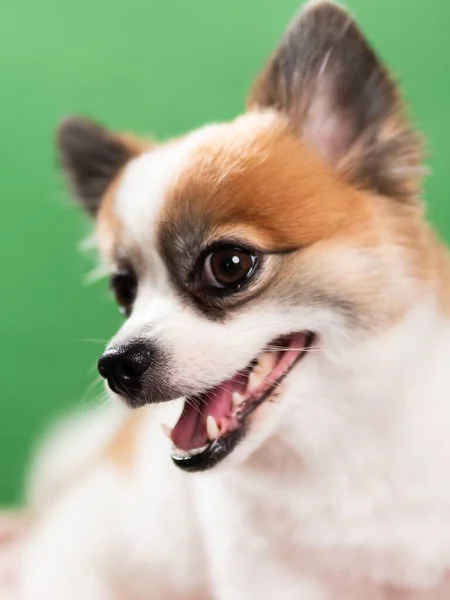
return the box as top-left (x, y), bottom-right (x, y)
top-left (1, 0), bottom-right (449, 504)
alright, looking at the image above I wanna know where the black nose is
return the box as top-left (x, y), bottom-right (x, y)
top-left (98, 341), bottom-right (153, 394)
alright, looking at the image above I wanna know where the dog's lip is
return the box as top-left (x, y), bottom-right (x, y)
top-left (169, 331), bottom-right (314, 472)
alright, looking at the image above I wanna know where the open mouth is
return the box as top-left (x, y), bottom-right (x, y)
top-left (166, 332), bottom-right (314, 471)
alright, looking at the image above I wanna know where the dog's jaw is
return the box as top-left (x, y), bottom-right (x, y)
top-left (167, 332), bottom-right (314, 471)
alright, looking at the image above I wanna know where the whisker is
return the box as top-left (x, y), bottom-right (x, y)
top-left (219, 344), bottom-right (323, 354)
top-left (80, 377), bottom-right (105, 405)
top-left (219, 321), bottom-right (313, 340)
top-left (75, 338), bottom-right (110, 346)
top-left (184, 397), bottom-right (202, 415)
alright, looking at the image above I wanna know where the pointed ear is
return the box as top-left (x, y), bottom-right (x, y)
top-left (248, 0), bottom-right (423, 202)
top-left (56, 117), bottom-right (143, 216)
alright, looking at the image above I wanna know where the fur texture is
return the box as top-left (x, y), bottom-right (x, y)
top-left (19, 2), bottom-right (450, 599)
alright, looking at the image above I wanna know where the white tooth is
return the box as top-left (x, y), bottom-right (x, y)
top-left (161, 423), bottom-right (172, 439)
top-left (247, 352), bottom-right (277, 393)
top-left (257, 352), bottom-right (277, 378)
top-left (171, 444), bottom-right (209, 460)
top-left (188, 444), bottom-right (209, 456)
top-left (171, 446), bottom-right (191, 459)
top-left (247, 370), bottom-right (263, 393)
top-left (206, 415), bottom-right (220, 441)
top-left (232, 391), bottom-right (245, 408)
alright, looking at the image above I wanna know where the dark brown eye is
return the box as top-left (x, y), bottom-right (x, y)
top-left (202, 246), bottom-right (258, 290)
top-left (110, 271), bottom-right (138, 317)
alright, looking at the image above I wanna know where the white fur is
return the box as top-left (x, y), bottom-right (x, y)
top-left (19, 119), bottom-right (450, 598)
top-left (20, 296), bottom-right (450, 599)
top-left (25, 403), bottom-right (126, 511)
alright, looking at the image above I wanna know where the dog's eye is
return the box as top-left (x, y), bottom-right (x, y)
top-left (201, 246), bottom-right (258, 290)
top-left (110, 271), bottom-right (138, 317)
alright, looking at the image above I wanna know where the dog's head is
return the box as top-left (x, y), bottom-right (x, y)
top-left (58, 1), bottom-right (427, 471)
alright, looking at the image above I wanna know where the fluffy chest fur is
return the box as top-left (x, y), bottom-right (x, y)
top-left (191, 302), bottom-right (450, 597)
top-left (109, 299), bottom-right (450, 599)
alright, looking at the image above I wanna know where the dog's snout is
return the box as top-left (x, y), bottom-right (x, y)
top-left (98, 341), bottom-right (153, 394)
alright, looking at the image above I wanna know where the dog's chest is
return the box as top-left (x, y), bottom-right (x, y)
top-left (194, 474), bottom-right (450, 600)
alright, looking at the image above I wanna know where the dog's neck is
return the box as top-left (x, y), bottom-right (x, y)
top-left (235, 291), bottom-right (450, 498)
top-left (206, 290), bottom-right (450, 590)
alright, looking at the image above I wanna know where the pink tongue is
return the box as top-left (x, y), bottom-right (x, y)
top-left (171, 333), bottom-right (308, 451)
top-left (171, 373), bottom-right (246, 451)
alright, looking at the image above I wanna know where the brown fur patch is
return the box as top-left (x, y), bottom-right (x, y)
top-left (248, 1), bottom-right (423, 204)
top-left (425, 231), bottom-right (450, 317)
top-left (117, 131), bottom-right (150, 156)
top-left (152, 111), bottom-right (446, 329)
top-left (160, 112), bottom-right (372, 252)
top-left (438, 254), bottom-right (450, 317)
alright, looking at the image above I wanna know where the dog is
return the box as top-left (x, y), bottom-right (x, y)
top-left (19, 1), bottom-right (450, 598)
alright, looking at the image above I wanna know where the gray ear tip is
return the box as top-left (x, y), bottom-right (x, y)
top-left (289, 1), bottom-right (356, 43)
top-left (299, 0), bottom-right (354, 26)
top-left (301, 0), bottom-right (349, 14)
top-left (58, 115), bottom-right (87, 135)
top-left (56, 115), bottom-right (103, 151)
top-left (55, 116), bottom-right (134, 215)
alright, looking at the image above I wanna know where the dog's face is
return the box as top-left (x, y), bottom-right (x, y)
top-left (58, 1), bottom-right (425, 471)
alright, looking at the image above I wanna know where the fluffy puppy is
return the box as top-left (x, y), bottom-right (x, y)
top-left (19, 2), bottom-right (450, 599)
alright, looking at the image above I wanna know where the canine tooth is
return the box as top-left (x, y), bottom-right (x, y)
top-left (247, 352), bottom-right (277, 393)
top-left (160, 423), bottom-right (172, 439)
top-left (247, 371), bottom-right (263, 393)
top-left (232, 391), bottom-right (245, 408)
top-left (257, 352), bottom-right (277, 378)
top-left (206, 415), bottom-right (220, 441)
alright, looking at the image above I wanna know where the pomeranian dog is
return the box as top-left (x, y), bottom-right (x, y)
top-left (19, 1), bottom-right (450, 598)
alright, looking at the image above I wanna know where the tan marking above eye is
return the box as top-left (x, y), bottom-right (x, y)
top-left (158, 112), bottom-right (371, 253)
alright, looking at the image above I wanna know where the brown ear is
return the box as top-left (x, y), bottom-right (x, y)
top-left (248, 0), bottom-right (423, 202)
top-left (57, 117), bottom-right (143, 216)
